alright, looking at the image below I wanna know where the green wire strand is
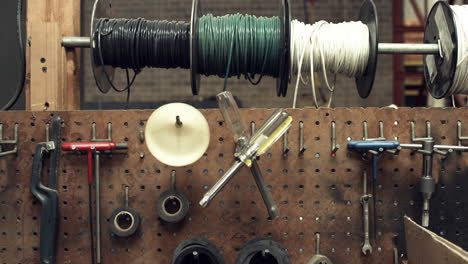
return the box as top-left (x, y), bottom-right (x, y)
top-left (198, 13), bottom-right (281, 90)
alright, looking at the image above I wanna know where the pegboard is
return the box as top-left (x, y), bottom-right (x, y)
top-left (0, 108), bottom-right (466, 264)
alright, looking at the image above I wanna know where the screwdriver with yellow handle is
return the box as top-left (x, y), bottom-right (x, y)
top-left (199, 91), bottom-right (293, 219)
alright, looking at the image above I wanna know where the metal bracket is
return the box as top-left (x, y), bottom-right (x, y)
top-left (457, 120), bottom-right (468, 147)
top-left (91, 122), bottom-right (112, 142)
top-left (363, 121), bottom-right (386, 141)
top-left (410, 121), bottom-right (432, 142)
top-left (331, 121), bottom-right (340, 155)
top-left (0, 123), bottom-right (18, 157)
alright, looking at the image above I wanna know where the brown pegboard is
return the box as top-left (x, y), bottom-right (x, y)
top-left (0, 108), bottom-right (466, 264)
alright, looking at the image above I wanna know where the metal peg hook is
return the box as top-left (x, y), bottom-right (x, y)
top-left (315, 233), bottom-right (321, 254)
top-left (250, 121), bottom-right (256, 136)
top-left (410, 121), bottom-right (432, 142)
top-left (299, 121), bottom-right (307, 155)
top-left (386, 146), bottom-right (402, 155)
top-left (363, 121), bottom-right (385, 141)
top-left (331, 121), bottom-right (340, 155)
top-left (457, 121), bottom-right (468, 146)
top-left (124, 186), bottom-right (129, 207)
top-left (0, 123), bottom-right (19, 157)
top-left (283, 131), bottom-right (290, 158)
top-left (92, 122), bottom-right (112, 142)
top-left (45, 123), bottom-right (50, 142)
top-left (171, 170), bottom-right (177, 191)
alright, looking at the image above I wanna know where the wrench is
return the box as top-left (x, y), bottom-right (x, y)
top-left (360, 170), bottom-right (372, 255)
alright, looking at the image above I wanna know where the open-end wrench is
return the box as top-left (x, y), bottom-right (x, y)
top-left (360, 170), bottom-right (372, 255)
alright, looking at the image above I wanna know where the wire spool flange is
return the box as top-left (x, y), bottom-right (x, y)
top-left (278, 0), bottom-right (291, 97)
top-left (90, 0), bottom-right (115, 93)
top-left (424, 1), bottom-right (458, 99)
top-left (356, 0), bottom-right (379, 99)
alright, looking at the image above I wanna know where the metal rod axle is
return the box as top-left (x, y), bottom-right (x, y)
top-left (378, 43), bottom-right (440, 55)
top-left (62, 37), bottom-right (91, 48)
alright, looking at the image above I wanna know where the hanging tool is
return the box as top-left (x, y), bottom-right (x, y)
top-left (307, 233), bottom-right (333, 264)
top-left (30, 116), bottom-right (62, 264)
top-left (109, 186), bottom-right (140, 237)
top-left (61, 141), bottom-right (128, 264)
top-left (397, 121), bottom-right (468, 227)
top-left (157, 170), bottom-right (190, 223)
top-left (360, 170), bottom-right (372, 255)
top-left (199, 91), bottom-right (292, 219)
top-left (347, 140), bottom-right (400, 241)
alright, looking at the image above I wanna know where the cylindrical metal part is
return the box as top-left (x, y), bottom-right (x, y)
top-left (422, 140), bottom-right (434, 178)
top-left (420, 176), bottom-right (435, 195)
top-left (378, 43), bottom-right (440, 54)
top-left (422, 200), bottom-right (430, 227)
top-left (61, 36), bottom-right (91, 48)
top-left (434, 144), bottom-right (468, 152)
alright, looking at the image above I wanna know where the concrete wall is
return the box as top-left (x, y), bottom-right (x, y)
top-left (82, 0), bottom-right (393, 109)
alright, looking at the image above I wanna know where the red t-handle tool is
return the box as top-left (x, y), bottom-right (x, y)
top-left (61, 141), bottom-right (128, 264)
top-left (61, 142), bottom-right (128, 184)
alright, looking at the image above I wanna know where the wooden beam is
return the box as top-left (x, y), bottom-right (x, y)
top-left (26, 0), bottom-right (81, 111)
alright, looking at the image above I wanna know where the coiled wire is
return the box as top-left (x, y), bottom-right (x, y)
top-left (95, 14), bottom-right (282, 93)
top-left (198, 14), bottom-right (281, 88)
top-left (96, 18), bottom-right (190, 71)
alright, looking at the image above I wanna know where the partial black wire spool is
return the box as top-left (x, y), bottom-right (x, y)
top-left (172, 238), bottom-right (224, 264)
top-left (356, 0), bottom-right (379, 99)
top-left (190, 0), bottom-right (291, 96)
top-left (156, 170), bottom-right (190, 223)
top-left (424, 1), bottom-right (458, 99)
top-left (109, 186), bottom-right (140, 237)
top-left (236, 238), bottom-right (290, 264)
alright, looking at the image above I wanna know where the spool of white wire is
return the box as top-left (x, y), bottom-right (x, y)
top-left (290, 19), bottom-right (370, 108)
top-left (449, 5), bottom-right (468, 95)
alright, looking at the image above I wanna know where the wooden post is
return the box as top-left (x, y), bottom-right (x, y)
top-left (26, 0), bottom-right (81, 111)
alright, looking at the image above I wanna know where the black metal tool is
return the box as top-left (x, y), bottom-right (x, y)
top-left (30, 116), bottom-right (62, 264)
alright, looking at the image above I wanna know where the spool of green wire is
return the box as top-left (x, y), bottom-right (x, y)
top-left (197, 13), bottom-right (282, 88)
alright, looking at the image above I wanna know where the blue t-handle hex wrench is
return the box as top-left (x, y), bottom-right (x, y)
top-left (348, 141), bottom-right (400, 180)
top-left (348, 141), bottom-right (400, 244)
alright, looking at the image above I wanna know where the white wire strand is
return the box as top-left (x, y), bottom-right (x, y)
top-left (449, 5), bottom-right (468, 95)
top-left (290, 19), bottom-right (370, 108)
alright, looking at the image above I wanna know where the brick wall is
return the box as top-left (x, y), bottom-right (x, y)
top-left (82, 0), bottom-right (393, 108)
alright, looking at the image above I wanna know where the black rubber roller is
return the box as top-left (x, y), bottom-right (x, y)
top-left (236, 238), bottom-right (290, 264)
top-left (157, 189), bottom-right (190, 223)
top-left (172, 238), bottom-right (224, 264)
top-left (109, 206), bottom-right (140, 237)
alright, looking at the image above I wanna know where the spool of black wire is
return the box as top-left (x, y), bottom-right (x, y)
top-left (96, 18), bottom-right (190, 71)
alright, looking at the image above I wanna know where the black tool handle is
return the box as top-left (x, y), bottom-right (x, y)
top-left (31, 143), bottom-right (59, 264)
top-left (250, 160), bottom-right (280, 219)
